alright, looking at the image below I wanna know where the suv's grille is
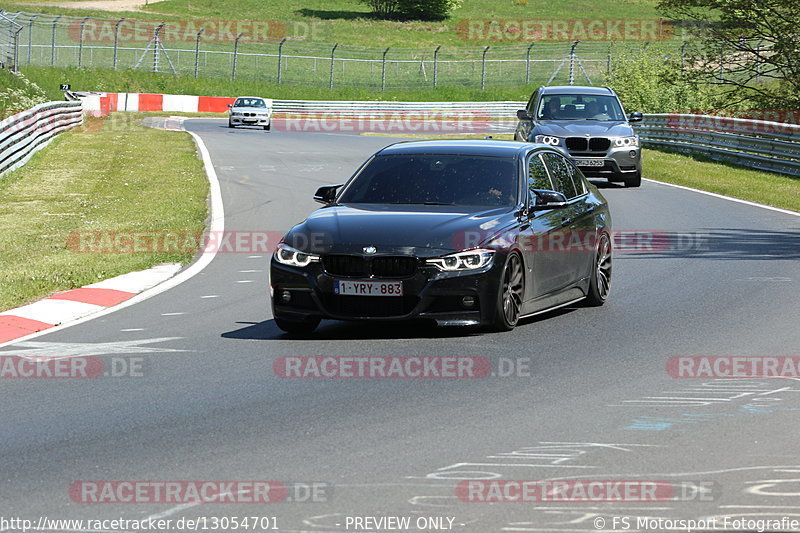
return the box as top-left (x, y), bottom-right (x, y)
top-left (566, 137), bottom-right (610, 154)
top-left (322, 255), bottom-right (417, 278)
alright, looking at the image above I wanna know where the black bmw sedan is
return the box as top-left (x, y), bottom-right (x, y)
top-left (270, 140), bottom-right (612, 334)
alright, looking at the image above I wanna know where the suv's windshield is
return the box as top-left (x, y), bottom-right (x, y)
top-left (536, 94), bottom-right (625, 121)
top-left (338, 154), bottom-right (518, 207)
top-left (234, 98), bottom-right (267, 108)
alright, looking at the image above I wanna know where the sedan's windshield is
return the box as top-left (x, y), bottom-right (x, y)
top-left (233, 98), bottom-right (267, 108)
top-left (338, 154), bottom-right (519, 207)
top-left (536, 94), bottom-right (625, 121)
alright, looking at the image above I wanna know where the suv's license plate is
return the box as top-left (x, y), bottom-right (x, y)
top-left (334, 280), bottom-right (403, 297)
top-left (574, 158), bottom-right (605, 167)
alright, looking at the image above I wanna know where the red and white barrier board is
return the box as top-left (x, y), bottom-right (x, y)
top-left (82, 92), bottom-right (242, 116)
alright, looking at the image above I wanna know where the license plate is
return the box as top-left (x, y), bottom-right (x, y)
top-left (334, 280), bottom-right (403, 297)
top-left (574, 158), bottom-right (605, 167)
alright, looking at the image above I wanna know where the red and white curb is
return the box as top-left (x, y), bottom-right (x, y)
top-left (0, 263), bottom-right (182, 344)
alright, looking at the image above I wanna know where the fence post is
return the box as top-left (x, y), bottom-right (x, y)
top-left (381, 47), bottom-right (389, 92)
top-left (755, 39), bottom-right (763, 81)
top-left (329, 43), bottom-right (338, 90)
top-left (11, 22), bottom-right (21, 71)
top-left (277, 37), bottom-right (286, 83)
top-left (113, 18), bottom-right (124, 70)
top-left (525, 42), bottom-right (534, 84)
top-left (27, 14), bottom-right (37, 65)
top-left (77, 16), bottom-right (89, 68)
top-left (481, 45), bottom-right (489, 90)
top-left (232, 32), bottom-right (244, 79)
top-left (568, 40), bottom-right (579, 85)
top-left (50, 15), bottom-right (61, 66)
top-left (194, 28), bottom-right (204, 78)
top-left (433, 45), bottom-right (441, 88)
top-left (680, 41), bottom-right (687, 73)
top-left (606, 44), bottom-right (611, 75)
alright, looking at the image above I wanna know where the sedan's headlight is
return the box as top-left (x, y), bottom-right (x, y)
top-left (274, 243), bottom-right (320, 267)
top-left (613, 136), bottom-right (639, 147)
top-left (534, 135), bottom-right (560, 146)
top-left (426, 249), bottom-right (495, 272)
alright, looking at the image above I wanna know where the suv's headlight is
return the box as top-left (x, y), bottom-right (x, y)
top-left (274, 243), bottom-right (320, 267)
top-left (426, 249), bottom-right (495, 272)
top-left (534, 135), bottom-right (560, 146)
top-left (613, 136), bottom-right (639, 147)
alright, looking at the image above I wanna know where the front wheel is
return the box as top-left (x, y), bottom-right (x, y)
top-left (489, 253), bottom-right (525, 332)
top-left (275, 316), bottom-right (320, 336)
top-left (623, 170), bottom-right (641, 188)
top-left (228, 121), bottom-right (235, 129)
top-left (584, 232), bottom-right (612, 306)
top-left (264, 124), bottom-right (271, 131)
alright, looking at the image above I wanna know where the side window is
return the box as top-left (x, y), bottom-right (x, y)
top-left (541, 152), bottom-right (579, 199)
top-left (528, 154), bottom-right (552, 193)
top-left (565, 159), bottom-right (587, 196)
top-left (526, 89), bottom-right (539, 115)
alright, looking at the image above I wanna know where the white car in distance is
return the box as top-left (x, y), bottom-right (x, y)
top-left (228, 96), bottom-right (272, 131)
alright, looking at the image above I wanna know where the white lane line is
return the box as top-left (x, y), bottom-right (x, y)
top-left (201, 295), bottom-right (220, 299)
top-left (120, 328), bottom-right (144, 332)
top-left (0, 130), bottom-right (225, 348)
top-left (239, 269), bottom-right (263, 273)
top-left (161, 312), bottom-right (186, 316)
top-left (236, 280), bottom-right (255, 284)
top-left (248, 255), bottom-right (263, 258)
top-left (643, 178), bottom-right (800, 217)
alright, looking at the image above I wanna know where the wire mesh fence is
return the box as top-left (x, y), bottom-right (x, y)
top-left (5, 10), bottom-right (703, 90)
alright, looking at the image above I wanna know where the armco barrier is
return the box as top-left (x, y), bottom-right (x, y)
top-left (79, 91), bottom-right (526, 119)
top-left (0, 101), bottom-right (83, 176)
top-left (635, 113), bottom-right (800, 176)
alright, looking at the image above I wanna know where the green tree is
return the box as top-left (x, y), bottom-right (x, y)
top-left (658, 0), bottom-right (800, 108)
top-left (397, 0), bottom-right (463, 20)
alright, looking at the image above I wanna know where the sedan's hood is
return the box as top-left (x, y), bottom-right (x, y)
top-left (534, 120), bottom-right (633, 137)
top-left (231, 107), bottom-right (269, 113)
top-left (284, 204), bottom-right (517, 257)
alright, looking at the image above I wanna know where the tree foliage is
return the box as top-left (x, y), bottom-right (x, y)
top-left (658, 0), bottom-right (800, 108)
top-left (359, 0), bottom-right (462, 20)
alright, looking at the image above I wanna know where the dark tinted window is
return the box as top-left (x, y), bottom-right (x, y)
top-left (528, 154), bottom-right (552, 191)
top-left (234, 98), bottom-right (266, 108)
top-left (536, 94), bottom-right (624, 121)
top-left (339, 154), bottom-right (519, 207)
top-left (541, 153), bottom-right (579, 199)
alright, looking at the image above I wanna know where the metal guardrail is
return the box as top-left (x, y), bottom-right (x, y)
top-left (635, 113), bottom-right (800, 176)
top-left (0, 100), bottom-right (83, 176)
top-left (272, 100), bottom-right (525, 118)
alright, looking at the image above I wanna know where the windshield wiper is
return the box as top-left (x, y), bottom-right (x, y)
top-left (420, 201), bottom-right (456, 206)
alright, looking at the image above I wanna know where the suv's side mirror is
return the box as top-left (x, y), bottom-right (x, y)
top-left (517, 109), bottom-right (532, 120)
top-left (530, 190), bottom-right (568, 210)
top-left (314, 184), bottom-right (342, 205)
top-left (628, 111), bottom-right (643, 123)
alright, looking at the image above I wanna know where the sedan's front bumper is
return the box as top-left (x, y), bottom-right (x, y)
top-left (270, 257), bottom-right (504, 326)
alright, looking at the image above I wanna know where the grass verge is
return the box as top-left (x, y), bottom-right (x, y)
top-left (0, 114), bottom-right (209, 312)
top-left (642, 149), bottom-right (799, 212)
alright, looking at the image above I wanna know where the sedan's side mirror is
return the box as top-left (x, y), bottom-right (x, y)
top-left (314, 184), bottom-right (342, 205)
top-left (530, 190), bottom-right (568, 210)
top-left (628, 111), bottom-right (643, 123)
top-left (517, 109), bottom-right (532, 120)
top-left (227, 103), bottom-right (233, 108)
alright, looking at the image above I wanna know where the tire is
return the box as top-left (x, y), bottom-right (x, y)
top-left (489, 253), bottom-right (525, 332)
top-left (584, 232), bottom-right (612, 306)
top-left (623, 170), bottom-right (641, 188)
top-left (228, 122), bottom-right (235, 129)
top-left (264, 124), bottom-right (271, 131)
top-left (275, 316), bottom-right (320, 335)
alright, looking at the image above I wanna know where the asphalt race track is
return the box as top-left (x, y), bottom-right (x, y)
top-left (1, 119), bottom-right (800, 532)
